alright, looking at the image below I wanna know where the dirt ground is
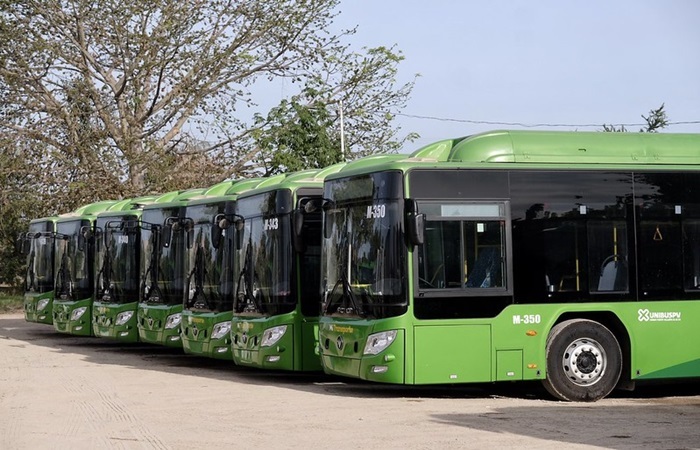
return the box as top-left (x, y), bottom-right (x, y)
top-left (1, 313), bottom-right (699, 450)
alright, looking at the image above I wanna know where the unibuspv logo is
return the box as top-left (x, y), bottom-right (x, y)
top-left (638, 308), bottom-right (682, 322)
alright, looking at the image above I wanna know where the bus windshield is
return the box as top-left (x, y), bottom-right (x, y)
top-left (235, 214), bottom-right (293, 316)
top-left (185, 202), bottom-right (234, 312)
top-left (140, 207), bottom-right (185, 306)
top-left (95, 216), bottom-right (139, 304)
top-left (25, 222), bottom-right (55, 294)
top-left (55, 219), bottom-right (91, 301)
top-left (321, 172), bottom-right (407, 319)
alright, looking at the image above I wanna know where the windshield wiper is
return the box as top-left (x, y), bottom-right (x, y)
top-left (234, 243), bottom-right (264, 314)
top-left (142, 235), bottom-right (163, 303)
top-left (96, 246), bottom-right (115, 301)
top-left (324, 269), bottom-right (363, 317)
top-left (186, 246), bottom-right (211, 309)
top-left (26, 251), bottom-right (36, 292)
top-left (56, 246), bottom-right (72, 300)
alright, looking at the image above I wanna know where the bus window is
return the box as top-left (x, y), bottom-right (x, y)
top-left (542, 221), bottom-right (585, 293)
top-left (638, 220), bottom-right (682, 294)
top-left (464, 221), bottom-right (505, 288)
top-left (588, 221), bottom-right (628, 293)
top-left (683, 220), bottom-right (700, 291)
top-left (417, 202), bottom-right (508, 292)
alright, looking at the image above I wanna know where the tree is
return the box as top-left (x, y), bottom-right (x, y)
top-left (252, 46), bottom-right (418, 175)
top-left (0, 1), bottom-right (419, 286)
top-left (602, 104), bottom-right (669, 133)
top-left (0, 0), bottom-right (356, 205)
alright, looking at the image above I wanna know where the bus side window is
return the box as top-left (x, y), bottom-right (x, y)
top-left (418, 221), bottom-right (459, 289)
top-left (588, 221), bottom-right (629, 293)
top-left (682, 220), bottom-right (700, 291)
top-left (417, 219), bottom-right (506, 290)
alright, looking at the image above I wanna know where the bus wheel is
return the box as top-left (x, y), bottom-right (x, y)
top-left (542, 319), bottom-right (622, 402)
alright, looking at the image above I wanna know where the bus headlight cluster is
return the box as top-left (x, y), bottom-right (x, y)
top-left (211, 321), bottom-right (231, 340)
top-left (165, 313), bottom-right (182, 329)
top-left (363, 330), bottom-right (397, 355)
top-left (115, 311), bottom-right (134, 326)
top-left (261, 325), bottom-right (287, 347)
top-left (70, 307), bottom-right (87, 321)
top-left (36, 298), bottom-right (49, 311)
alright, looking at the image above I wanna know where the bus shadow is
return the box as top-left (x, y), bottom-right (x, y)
top-left (3, 316), bottom-right (700, 402)
top-left (430, 398), bottom-right (700, 449)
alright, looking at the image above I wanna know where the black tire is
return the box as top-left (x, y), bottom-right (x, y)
top-left (542, 319), bottom-right (622, 402)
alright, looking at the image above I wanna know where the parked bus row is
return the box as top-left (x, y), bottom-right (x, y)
top-left (18, 130), bottom-right (700, 401)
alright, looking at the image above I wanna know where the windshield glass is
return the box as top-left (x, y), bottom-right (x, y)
top-left (321, 172), bottom-right (407, 319)
top-left (235, 190), bottom-right (294, 317)
top-left (185, 202), bottom-right (234, 312)
top-left (25, 221), bottom-right (55, 294)
top-left (55, 219), bottom-right (91, 301)
top-left (95, 215), bottom-right (139, 304)
top-left (140, 207), bottom-right (185, 306)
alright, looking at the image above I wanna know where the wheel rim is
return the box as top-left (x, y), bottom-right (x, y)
top-left (561, 337), bottom-right (607, 386)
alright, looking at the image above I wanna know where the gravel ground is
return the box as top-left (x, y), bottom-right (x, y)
top-left (1, 313), bottom-right (699, 450)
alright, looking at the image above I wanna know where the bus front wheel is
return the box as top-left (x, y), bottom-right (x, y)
top-left (542, 319), bottom-right (622, 402)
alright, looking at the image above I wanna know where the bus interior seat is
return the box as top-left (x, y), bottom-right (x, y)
top-left (466, 248), bottom-right (501, 288)
top-left (597, 255), bottom-right (627, 291)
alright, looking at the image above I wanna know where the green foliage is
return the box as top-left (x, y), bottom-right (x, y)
top-left (0, 293), bottom-right (23, 313)
top-left (252, 46), bottom-right (418, 174)
top-left (253, 96), bottom-right (343, 175)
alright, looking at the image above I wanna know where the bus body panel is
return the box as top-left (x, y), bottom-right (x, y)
top-left (320, 301), bottom-right (700, 385)
top-left (300, 319), bottom-right (322, 371)
top-left (52, 298), bottom-right (92, 335)
top-left (92, 301), bottom-right (140, 342)
top-left (181, 310), bottom-right (233, 360)
top-left (23, 291), bottom-right (53, 324)
top-left (233, 314), bottom-right (297, 370)
top-left (137, 304), bottom-right (183, 348)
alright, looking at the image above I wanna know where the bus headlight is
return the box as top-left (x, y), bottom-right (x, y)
top-left (211, 321), bottom-right (231, 340)
top-left (70, 307), bottom-right (87, 321)
top-left (261, 325), bottom-right (287, 347)
top-left (115, 311), bottom-right (134, 326)
top-left (165, 313), bottom-right (182, 329)
top-left (36, 298), bottom-right (50, 311)
top-left (363, 330), bottom-right (397, 355)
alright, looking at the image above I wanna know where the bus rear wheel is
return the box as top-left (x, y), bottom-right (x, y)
top-left (542, 319), bottom-right (622, 402)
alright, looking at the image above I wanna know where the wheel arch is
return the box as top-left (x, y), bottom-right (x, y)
top-left (551, 310), bottom-right (632, 389)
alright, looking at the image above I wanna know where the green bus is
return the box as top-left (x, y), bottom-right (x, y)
top-left (52, 200), bottom-right (120, 336)
top-left (180, 178), bottom-right (263, 360)
top-left (231, 165), bottom-right (344, 371)
top-left (91, 197), bottom-right (158, 341)
top-left (137, 189), bottom-right (208, 348)
top-left (20, 216), bottom-right (59, 324)
top-left (318, 130), bottom-right (700, 401)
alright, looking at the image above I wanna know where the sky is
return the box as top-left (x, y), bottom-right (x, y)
top-left (264, 0), bottom-right (700, 152)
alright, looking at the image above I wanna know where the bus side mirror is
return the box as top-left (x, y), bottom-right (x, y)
top-left (235, 219), bottom-right (245, 250)
top-left (185, 220), bottom-right (194, 250)
top-left (16, 233), bottom-right (30, 255)
top-left (94, 228), bottom-right (103, 252)
top-left (405, 199), bottom-right (424, 246)
top-left (212, 218), bottom-right (223, 250)
top-left (291, 209), bottom-right (306, 253)
top-left (161, 223), bottom-right (172, 248)
top-left (321, 199), bottom-right (336, 240)
top-left (79, 225), bottom-right (92, 251)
